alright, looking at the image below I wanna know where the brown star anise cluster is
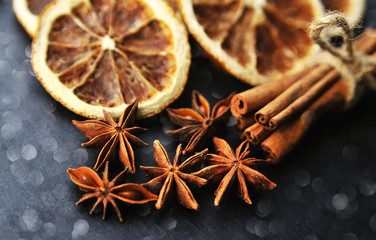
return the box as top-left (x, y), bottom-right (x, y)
top-left (67, 92), bottom-right (277, 221)
top-left (150, 91), bottom-right (275, 207)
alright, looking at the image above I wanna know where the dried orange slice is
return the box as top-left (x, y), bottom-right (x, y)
top-left (320, 0), bottom-right (366, 24)
top-left (13, 0), bottom-right (53, 37)
top-left (179, 0), bottom-right (325, 85)
top-left (32, 0), bottom-right (190, 119)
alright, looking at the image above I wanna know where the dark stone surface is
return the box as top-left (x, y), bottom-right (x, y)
top-left (0, 0), bottom-right (376, 239)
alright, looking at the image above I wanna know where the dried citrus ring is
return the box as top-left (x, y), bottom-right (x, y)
top-left (32, 0), bottom-right (190, 119)
top-left (320, 0), bottom-right (366, 25)
top-left (179, 0), bottom-right (324, 85)
top-left (13, 0), bottom-right (53, 37)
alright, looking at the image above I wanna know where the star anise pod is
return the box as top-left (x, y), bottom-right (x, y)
top-left (194, 137), bottom-right (276, 206)
top-left (140, 140), bottom-right (208, 210)
top-left (167, 91), bottom-right (234, 156)
top-left (67, 162), bottom-right (157, 222)
top-left (72, 100), bottom-right (147, 173)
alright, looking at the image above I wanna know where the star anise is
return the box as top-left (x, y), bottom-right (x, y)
top-left (67, 162), bottom-right (157, 222)
top-left (140, 140), bottom-right (208, 210)
top-left (194, 137), bottom-right (276, 206)
top-left (167, 91), bottom-right (234, 156)
top-left (72, 100), bottom-right (147, 173)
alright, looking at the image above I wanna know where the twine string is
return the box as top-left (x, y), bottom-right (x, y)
top-left (309, 11), bottom-right (376, 96)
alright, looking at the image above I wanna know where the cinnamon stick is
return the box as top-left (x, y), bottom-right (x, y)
top-left (235, 113), bottom-right (256, 131)
top-left (268, 69), bottom-right (341, 129)
top-left (261, 79), bottom-right (348, 164)
top-left (244, 123), bottom-right (272, 145)
top-left (255, 64), bottom-right (332, 126)
top-left (230, 68), bottom-right (310, 117)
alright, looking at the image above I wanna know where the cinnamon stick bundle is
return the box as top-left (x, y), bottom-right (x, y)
top-left (233, 28), bottom-right (376, 163)
top-left (255, 65), bottom-right (332, 129)
top-left (261, 79), bottom-right (348, 163)
top-left (263, 68), bottom-right (341, 130)
top-left (231, 68), bottom-right (313, 136)
top-left (230, 67), bottom-right (312, 117)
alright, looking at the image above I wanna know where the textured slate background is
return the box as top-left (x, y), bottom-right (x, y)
top-left (1, 0), bottom-right (376, 239)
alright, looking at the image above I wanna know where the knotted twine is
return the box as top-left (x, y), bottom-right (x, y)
top-left (309, 11), bottom-right (376, 107)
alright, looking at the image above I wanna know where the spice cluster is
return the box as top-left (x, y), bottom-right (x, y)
top-left (11, 0), bottom-right (376, 223)
top-left (68, 92), bottom-right (277, 221)
top-left (67, 20), bottom-right (376, 221)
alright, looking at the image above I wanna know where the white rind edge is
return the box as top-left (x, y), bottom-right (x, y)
top-left (13, 0), bottom-right (39, 37)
